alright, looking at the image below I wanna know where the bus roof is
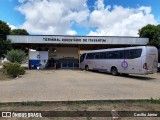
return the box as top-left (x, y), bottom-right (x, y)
top-left (83, 46), bottom-right (155, 54)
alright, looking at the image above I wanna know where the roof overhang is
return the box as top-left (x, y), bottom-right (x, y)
top-left (7, 35), bottom-right (149, 45)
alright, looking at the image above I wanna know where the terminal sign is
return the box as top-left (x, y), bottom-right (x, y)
top-left (43, 37), bottom-right (107, 44)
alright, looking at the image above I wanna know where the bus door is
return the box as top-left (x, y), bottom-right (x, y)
top-left (80, 53), bottom-right (86, 69)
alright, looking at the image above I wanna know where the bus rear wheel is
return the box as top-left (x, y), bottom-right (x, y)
top-left (111, 67), bottom-right (118, 76)
top-left (85, 65), bottom-right (89, 71)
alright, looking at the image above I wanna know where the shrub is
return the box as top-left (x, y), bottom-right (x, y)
top-left (158, 49), bottom-right (160, 63)
top-left (19, 67), bottom-right (25, 75)
top-left (3, 62), bottom-right (20, 77)
top-left (5, 49), bottom-right (26, 64)
top-left (3, 62), bottom-right (10, 74)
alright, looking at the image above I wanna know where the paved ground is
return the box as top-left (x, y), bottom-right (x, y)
top-left (0, 69), bottom-right (160, 102)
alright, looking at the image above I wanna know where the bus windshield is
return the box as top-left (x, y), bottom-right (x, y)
top-left (80, 54), bottom-right (86, 63)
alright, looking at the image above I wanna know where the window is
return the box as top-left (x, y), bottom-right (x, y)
top-left (113, 51), bottom-right (119, 59)
top-left (108, 51), bottom-right (119, 59)
top-left (99, 52), bottom-right (108, 59)
top-left (135, 49), bottom-right (142, 58)
top-left (86, 53), bottom-right (94, 59)
top-left (80, 53), bottom-right (86, 63)
top-left (129, 49), bottom-right (135, 59)
top-left (124, 49), bottom-right (142, 59)
top-left (118, 50), bottom-right (124, 59)
top-left (129, 49), bottom-right (142, 59)
top-left (108, 51), bottom-right (114, 59)
top-left (95, 53), bottom-right (100, 59)
top-left (84, 48), bottom-right (142, 61)
top-left (124, 50), bottom-right (130, 59)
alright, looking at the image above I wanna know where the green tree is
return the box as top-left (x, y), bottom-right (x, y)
top-left (138, 24), bottom-right (160, 48)
top-left (139, 24), bottom-right (160, 63)
top-left (0, 20), bottom-right (12, 58)
top-left (0, 40), bottom-right (12, 58)
top-left (0, 20), bottom-right (11, 40)
top-left (11, 29), bottom-right (29, 35)
top-left (5, 49), bottom-right (26, 64)
top-left (10, 29), bottom-right (29, 54)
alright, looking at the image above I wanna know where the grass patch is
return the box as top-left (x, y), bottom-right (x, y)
top-left (0, 69), bottom-right (8, 80)
top-left (0, 100), bottom-right (160, 120)
top-left (148, 98), bottom-right (160, 104)
top-left (1, 99), bottom-right (160, 108)
top-left (3, 101), bottom-right (44, 107)
top-left (20, 101), bottom-right (43, 106)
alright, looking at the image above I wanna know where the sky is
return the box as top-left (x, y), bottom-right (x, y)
top-left (0, 0), bottom-right (159, 36)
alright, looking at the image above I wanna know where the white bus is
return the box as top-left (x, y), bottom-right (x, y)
top-left (80, 46), bottom-right (158, 75)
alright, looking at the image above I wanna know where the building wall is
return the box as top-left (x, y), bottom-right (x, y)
top-left (49, 47), bottom-right (78, 59)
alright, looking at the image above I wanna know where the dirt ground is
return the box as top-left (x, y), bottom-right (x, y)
top-left (0, 69), bottom-right (160, 102)
top-left (0, 100), bottom-right (160, 120)
top-left (0, 68), bottom-right (160, 119)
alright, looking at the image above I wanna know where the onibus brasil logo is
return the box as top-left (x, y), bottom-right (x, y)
top-left (1, 112), bottom-right (42, 118)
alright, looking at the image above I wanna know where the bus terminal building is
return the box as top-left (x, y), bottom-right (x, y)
top-left (7, 35), bottom-right (149, 69)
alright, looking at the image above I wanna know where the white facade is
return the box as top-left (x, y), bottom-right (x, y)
top-left (29, 51), bottom-right (48, 60)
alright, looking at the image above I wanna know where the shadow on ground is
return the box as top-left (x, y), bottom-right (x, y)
top-left (91, 70), bottom-right (157, 81)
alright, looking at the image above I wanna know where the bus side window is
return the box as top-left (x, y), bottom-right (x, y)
top-left (86, 53), bottom-right (94, 59)
top-left (118, 50), bottom-right (124, 59)
top-left (95, 53), bottom-right (100, 59)
top-left (105, 52), bottom-right (108, 59)
top-left (113, 51), bottom-right (120, 59)
top-left (100, 52), bottom-right (107, 59)
top-left (124, 50), bottom-right (130, 59)
top-left (129, 49), bottom-right (135, 59)
top-left (92, 53), bottom-right (95, 59)
top-left (109, 51), bottom-right (114, 59)
top-left (109, 51), bottom-right (119, 59)
top-left (135, 49), bottom-right (142, 58)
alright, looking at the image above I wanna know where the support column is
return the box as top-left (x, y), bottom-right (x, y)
top-left (78, 45), bottom-right (80, 69)
top-left (28, 48), bottom-right (30, 69)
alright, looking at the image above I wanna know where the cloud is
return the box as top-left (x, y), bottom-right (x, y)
top-left (66, 30), bottom-right (77, 35)
top-left (17, 0), bottom-right (89, 35)
top-left (88, 0), bottom-right (158, 36)
top-left (16, 0), bottom-right (158, 36)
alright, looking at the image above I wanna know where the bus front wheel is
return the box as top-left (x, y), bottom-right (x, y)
top-left (111, 67), bottom-right (118, 76)
top-left (85, 65), bottom-right (89, 71)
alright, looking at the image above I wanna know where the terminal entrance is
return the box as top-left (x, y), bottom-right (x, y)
top-left (28, 45), bottom-right (80, 69)
top-left (47, 47), bottom-right (79, 69)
